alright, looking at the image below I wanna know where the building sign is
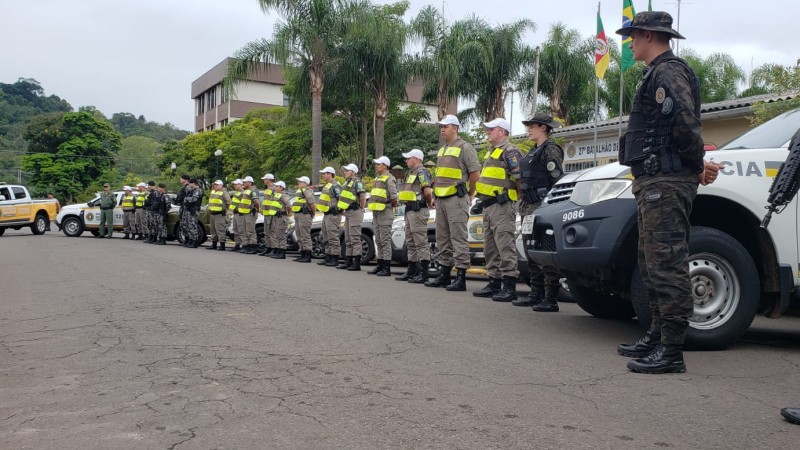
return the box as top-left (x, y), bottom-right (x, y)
top-left (565, 137), bottom-right (620, 162)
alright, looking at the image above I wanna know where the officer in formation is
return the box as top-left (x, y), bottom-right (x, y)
top-left (613, 11), bottom-right (708, 374)
top-left (227, 179), bottom-right (244, 251)
top-left (182, 179), bottom-right (204, 248)
top-left (395, 149), bottom-right (433, 284)
top-left (367, 156), bottom-right (398, 276)
top-left (176, 174), bottom-right (191, 242)
top-left (292, 176), bottom-right (316, 263)
top-left (238, 176), bottom-right (260, 254)
top-left (134, 182), bottom-right (148, 240)
top-left (121, 186), bottom-right (136, 239)
top-left (96, 183), bottom-right (115, 239)
top-left (258, 174), bottom-right (277, 256)
top-left (267, 181), bottom-right (292, 259)
top-left (143, 181), bottom-right (157, 242)
top-left (472, 118), bottom-right (522, 302)
top-left (206, 180), bottom-right (231, 251)
top-left (316, 167), bottom-right (343, 267)
top-left (336, 163), bottom-right (367, 271)
top-left (517, 113), bottom-right (565, 311)
top-left (149, 183), bottom-right (170, 245)
top-left (426, 114), bottom-right (481, 291)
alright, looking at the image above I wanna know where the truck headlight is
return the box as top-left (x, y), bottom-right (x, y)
top-left (570, 179), bottom-right (631, 206)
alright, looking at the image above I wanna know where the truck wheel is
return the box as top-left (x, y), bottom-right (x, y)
top-left (62, 216), bottom-right (84, 237)
top-left (197, 220), bottom-right (208, 245)
top-left (174, 221), bottom-right (184, 243)
top-left (630, 226), bottom-right (760, 350)
top-left (255, 224), bottom-right (265, 248)
top-left (360, 233), bottom-right (375, 265)
top-left (30, 213), bottom-right (48, 235)
top-left (310, 231), bottom-right (325, 259)
top-left (569, 281), bottom-right (635, 319)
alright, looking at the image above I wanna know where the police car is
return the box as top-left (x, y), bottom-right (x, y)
top-left (525, 108), bottom-right (800, 350)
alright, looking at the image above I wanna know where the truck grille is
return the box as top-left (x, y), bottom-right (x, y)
top-left (545, 183), bottom-right (575, 204)
top-left (533, 227), bottom-right (557, 252)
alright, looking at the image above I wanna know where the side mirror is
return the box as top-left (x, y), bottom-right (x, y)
top-left (0, 195), bottom-right (6, 201)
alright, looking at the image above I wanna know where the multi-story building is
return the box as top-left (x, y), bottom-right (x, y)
top-left (191, 58), bottom-right (456, 133)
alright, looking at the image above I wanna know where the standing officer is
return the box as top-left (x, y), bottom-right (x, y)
top-left (238, 176), bottom-right (260, 254)
top-left (258, 174), bottom-right (277, 256)
top-left (121, 186), bottom-right (136, 239)
top-left (176, 174), bottom-right (191, 243)
top-left (425, 114), bottom-right (481, 291)
top-left (336, 163), bottom-right (366, 271)
top-left (472, 118), bottom-right (523, 302)
top-left (182, 179), bottom-right (204, 248)
top-left (367, 156), bottom-right (398, 276)
top-left (206, 180), bottom-right (231, 251)
top-left (292, 176), bottom-right (317, 263)
top-left (144, 181), bottom-right (157, 243)
top-left (227, 179), bottom-right (244, 252)
top-left (395, 149), bottom-right (434, 284)
top-left (316, 167), bottom-right (343, 267)
top-left (152, 183), bottom-right (170, 245)
top-left (269, 181), bottom-right (292, 259)
top-left (516, 113), bottom-right (565, 310)
top-left (134, 183), bottom-right (148, 240)
top-left (614, 11), bottom-right (706, 374)
top-left (97, 183), bottom-right (116, 238)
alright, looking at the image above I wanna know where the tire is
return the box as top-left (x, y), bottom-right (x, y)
top-left (568, 280), bottom-right (635, 319)
top-left (427, 233), bottom-right (440, 276)
top-left (30, 214), bottom-right (48, 235)
top-left (174, 221), bottom-right (184, 243)
top-left (630, 226), bottom-right (760, 350)
top-left (90, 230), bottom-right (100, 237)
top-left (255, 224), bottom-right (265, 249)
top-left (310, 231), bottom-right (325, 259)
top-left (360, 233), bottom-right (375, 265)
top-left (62, 216), bottom-right (84, 237)
top-left (196, 220), bottom-right (208, 245)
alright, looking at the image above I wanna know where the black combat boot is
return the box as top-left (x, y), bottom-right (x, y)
top-left (317, 254), bottom-right (330, 265)
top-left (408, 260), bottom-right (429, 284)
top-left (395, 262), bottom-right (418, 281)
top-left (271, 249), bottom-right (286, 259)
top-left (368, 259), bottom-right (384, 275)
top-left (146, 235), bottom-right (156, 243)
top-left (531, 296), bottom-right (559, 312)
top-left (190, 237), bottom-right (201, 248)
top-left (492, 276), bottom-right (518, 302)
top-left (137, 234), bottom-right (144, 240)
top-left (626, 343), bottom-right (686, 374)
top-left (336, 256), bottom-right (352, 269)
top-left (258, 247), bottom-right (272, 256)
top-left (242, 244), bottom-right (257, 255)
top-left (156, 238), bottom-right (166, 245)
top-left (207, 241), bottom-right (218, 250)
top-left (218, 242), bottom-right (226, 251)
top-left (617, 330), bottom-right (662, 357)
top-left (512, 286), bottom-right (543, 307)
top-left (425, 266), bottom-right (452, 288)
top-left (473, 278), bottom-right (501, 298)
top-left (347, 257), bottom-right (361, 271)
top-left (376, 260), bottom-right (391, 276)
top-left (326, 255), bottom-right (340, 267)
top-left (123, 233), bottom-right (130, 240)
top-left (293, 251), bottom-right (304, 261)
top-left (445, 268), bottom-right (467, 291)
top-left (297, 250), bottom-right (312, 263)
top-left (227, 244), bottom-right (241, 252)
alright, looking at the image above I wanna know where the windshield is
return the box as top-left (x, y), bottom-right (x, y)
top-left (720, 108), bottom-right (800, 150)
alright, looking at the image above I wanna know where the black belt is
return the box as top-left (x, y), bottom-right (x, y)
top-left (276, 212), bottom-right (287, 217)
top-left (100, 207), bottom-right (114, 210)
top-left (210, 211), bottom-right (223, 215)
top-left (346, 204), bottom-right (359, 211)
top-left (324, 210), bottom-right (340, 216)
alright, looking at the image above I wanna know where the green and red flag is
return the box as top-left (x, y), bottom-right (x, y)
top-left (595, 6), bottom-right (610, 79)
top-left (621, 0), bottom-right (637, 71)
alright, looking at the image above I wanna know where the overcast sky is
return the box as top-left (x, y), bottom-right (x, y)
top-left (3, 0), bottom-right (797, 134)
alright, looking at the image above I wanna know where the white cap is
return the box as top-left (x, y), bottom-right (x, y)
top-left (319, 166), bottom-right (336, 174)
top-left (342, 163), bottom-right (359, 174)
top-left (213, 179), bottom-right (224, 185)
top-left (402, 149), bottom-right (425, 160)
top-left (437, 114), bottom-right (460, 127)
top-left (123, 185), bottom-right (132, 191)
top-left (233, 179), bottom-right (243, 185)
top-left (275, 181), bottom-right (286, 188)
top-left (136, 182), bottom-right (147, 188)
top-left (373, 156), bottom-right (391, 166)
top-left (296, 176), bottom-right (310, 184)
top-left (261, 173), bottom-right (275, 180)
top-left (483, 117), bottom-right (511, 133)
top-left (243, 176), bottom-right (254, 183)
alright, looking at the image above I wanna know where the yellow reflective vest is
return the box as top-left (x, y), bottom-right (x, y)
top-left (208, 189), bottom-right (225, 213)
top-left (336, 178), bottom-right (360, 210)
top-left (367, 175), bottom-right (391, 211)
top-left (121, 194), bottom-right (135, 211)
top-left (475, 147), bottom-right (518, 201)
top-left (433, 146), bottom-right (463, 197)
top-left (317, 182), bottom-right (338, 213)
top-left (237, 188), bottom-right (254, 214)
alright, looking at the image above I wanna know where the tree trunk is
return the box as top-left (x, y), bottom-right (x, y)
top-left (360, 114), bottom-right (368, 173)
top-left (437, 80), bottom-right (447, 148)
top-left (374, 88), bottom-right (388, 159)
top-left (310, 68), bottom-right (324, 185)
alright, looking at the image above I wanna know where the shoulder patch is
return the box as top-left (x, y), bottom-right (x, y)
top-left (655, 87), bottom-right (666, 104)
top-left (546, 161), bottom-right (556, 171)
top-left (662, 97), bottom-right (674, 115)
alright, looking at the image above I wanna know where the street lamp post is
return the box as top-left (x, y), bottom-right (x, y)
top-left (214, 149), bottom-right (223, 178)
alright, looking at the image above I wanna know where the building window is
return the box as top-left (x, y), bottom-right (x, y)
top-left (206, 88), bottom-right (216, 111)
top-left (221, 84), bottom-right (228, 104)
top-left (219, 119), bottom-right (228, 128)
top-left (197, 97), bottom-right (205, 116)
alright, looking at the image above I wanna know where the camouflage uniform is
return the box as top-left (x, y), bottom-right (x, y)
top-left (624, 49), bottom-right (704, 346)
top-left (183, 186), bottom-right (204, 245)
top-left (177, 184), bottom-right (192, 242)
top-left (152, 191), bottom-right (169, 241)
top-left (145, 188), bottom-right (157, 240)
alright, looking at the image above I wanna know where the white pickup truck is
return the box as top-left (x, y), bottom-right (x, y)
top-left (0, 183), bottom-right (59, 236)
top-left (525, 108), bottom-right (800, 350)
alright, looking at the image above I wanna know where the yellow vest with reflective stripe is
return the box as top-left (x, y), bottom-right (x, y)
top-left (208, 190), bottom-right (225, 212)
top-left (475, 148), bottom-right (518, 200)
top-left (237, 188), bottom-right (253, 214)
top-left (399, 173), bottom-right (424, 202)
top-left (367, 175), bottom-right (390, 211)
top-left (264, 188), bottom-right (282, 216)
top-left (317, 182), bottom-right (337, 212)
top-left (121, 194), bottom-right (135, 210)
top-left (229, 191), bottom-right (241, 211)
top-left (434, 146), bottom-right (463, 197)
top-left (292, 188), bottom-right (309, 212)
top-left (337, 179), bottom-right (359, 210)
top-left (134, 193), bottom-right (146, 208)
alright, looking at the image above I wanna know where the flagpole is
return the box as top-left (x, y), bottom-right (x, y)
top-left (593, 76), bottom-right (599, 167)
top-left (618, 62), bottom-right (624, 138)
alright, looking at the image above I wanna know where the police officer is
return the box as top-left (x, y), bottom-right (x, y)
top-left (183, 179), bottom-right (204, 248)
top-left (395, 149), bottom-right (434, 284)
top-left (176, 174), bottom-right (191, 243)
top-left (227, 179), bottom-right (245, 252)
top-left (258, 174), bottom-right (277, 256)
top-left (152, 182), bottom-right (170, 245)
top-left (426, 114), bottom-right (481, 291)
top-left (97, 183), bottom-right (116, 238)
top-left (517, 113), bottom-right (565, 311)
top-left (206, 180), bottom-right (231, 251)
top-left (270, 181), bottom-right (292, 259)
top-left (292, 176), bottom-right (317, 263)
top-left (238, 176), bottom-right (260, 254)
top-left (367, 156), bottom-right (398, 276)
top-left (472, 118), bottom-right (523, 302)
top-left (336, 163), bottom-right (366, 271)
top-left (144, 181), bottom-right (157, 243)
top-left (134, 183), bottom-right (148, 240)
top-left (121, 186), bottom-right (136, 239)
top-left (316, 167), bottom-right (343, 267)
top-left (614, 11), bottom-right (706, 374)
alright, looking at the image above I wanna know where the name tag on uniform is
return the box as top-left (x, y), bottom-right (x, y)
top-left (521, 214), bottom-right (536, 235)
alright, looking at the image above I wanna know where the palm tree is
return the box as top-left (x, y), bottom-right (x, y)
top-left (224, 0), bottom-right (347, 185)
top-left (741, 62), bottom-right (800, 97)
top-left (599, 40), bottom-right (644, 119)
top-left (682, 50), bottom-right (745, 103)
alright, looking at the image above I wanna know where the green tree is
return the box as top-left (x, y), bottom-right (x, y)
top-left (109, 112), bottom-right (189, 142)
top-left (744, 61), bottom-right (800, 125)
top-left (682, 50), bottom-right (745, 103)
top-left (117, 135), bottom-right (163, 180)
top-left (21, 111), bottom-right (122, 203)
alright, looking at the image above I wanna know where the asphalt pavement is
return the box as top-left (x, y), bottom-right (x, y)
top-left (2, 230), bottom-right (800, 449)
